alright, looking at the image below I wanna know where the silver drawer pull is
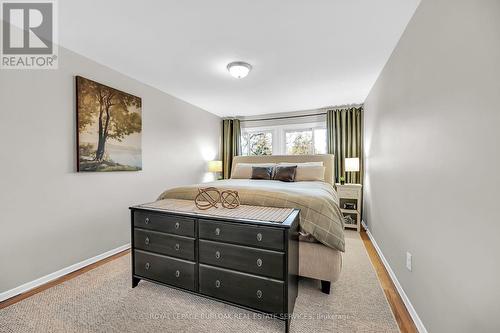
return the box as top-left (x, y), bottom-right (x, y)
top-left (256, 258), bottom-right (263, 267)
top-left (215, 251), bottom-right (221, 259)
top-left (145, 262), bottom-right (150, 270)
top-left (145, 217), bottom-right (150, 224)
top-left (256, 233), bottom-right (263, 242)
top-left (215, 227), bottom-right (220, 236)
top-left (256, 290), bottom-right (263, 299)
top-left (175, 222), bottom-right (180, 229)
top-left (175, 270), bottom-right (180, 278)
top-left (175, 243), bottom-right (180, 251)
top-left (145, 237), bottom-right (150, 245)
top-left (215, 280), bottom-right (221, 288)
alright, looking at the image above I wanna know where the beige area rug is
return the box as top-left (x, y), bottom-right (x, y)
top-left (0, 231), bottom-right (399, 333)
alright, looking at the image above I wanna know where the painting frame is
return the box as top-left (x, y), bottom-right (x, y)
top-left (76, 76), bottom-right (142, 172)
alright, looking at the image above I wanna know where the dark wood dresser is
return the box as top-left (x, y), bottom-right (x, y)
top-left (130, 204), bottom-right (299, 332)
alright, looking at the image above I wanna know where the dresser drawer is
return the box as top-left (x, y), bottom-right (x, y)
top-left (337, 187), bottom-right (359, 199)
top-left (134, 211), bottom-right (195, 237)
top-left (134, 250), bottom-right (196, 291)
top-left (198, 220), bottom-right (284, 251)
top-left (199, 240), bottom-right (284, 279)
top-left (134, 229), bottom-right (195, 261)
top-left (199, 264), bottom-right (284, 314)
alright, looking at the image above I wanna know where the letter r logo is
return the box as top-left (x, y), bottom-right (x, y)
top-left (2, 2), bottom-right (53, 54)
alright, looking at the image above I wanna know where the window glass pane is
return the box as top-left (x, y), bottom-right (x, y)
top-left (286, 130), bottom-right (313, 155)
top-left (314, 128), bottom-right (327, 154)
top-left (243, 131), bottom-right (272, 155)
top-left (241, 133), bottom-right (249, 155)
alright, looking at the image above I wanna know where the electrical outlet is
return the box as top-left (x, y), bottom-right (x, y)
top-left (406, 252), bottom-right (412, 271)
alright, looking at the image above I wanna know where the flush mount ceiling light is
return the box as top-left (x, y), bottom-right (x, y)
top-left (227, 61), bottom-right (252, 79)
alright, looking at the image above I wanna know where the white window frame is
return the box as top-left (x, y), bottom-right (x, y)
top-left (241, 122), bottom-right (326, 156)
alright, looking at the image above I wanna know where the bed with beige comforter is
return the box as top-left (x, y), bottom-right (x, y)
top-left (158, 179), bottom-right (345, 252)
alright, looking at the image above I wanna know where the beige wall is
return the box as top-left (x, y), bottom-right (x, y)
top-left (0, 47), bottom-right (220, 295)
top-left (363, 1), bottom-right (500, 332)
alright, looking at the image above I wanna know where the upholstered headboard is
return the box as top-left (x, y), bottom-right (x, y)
top-left (232, 154), bottom-right (335, 185)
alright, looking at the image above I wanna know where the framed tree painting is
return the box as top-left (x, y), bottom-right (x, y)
top-left (76, 76), bottom-right (142, 172)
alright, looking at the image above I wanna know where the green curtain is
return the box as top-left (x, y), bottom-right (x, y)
top-left (222, 119), bottom-right (241, 179)
top-left (326, 106), bottom-right (364, 184)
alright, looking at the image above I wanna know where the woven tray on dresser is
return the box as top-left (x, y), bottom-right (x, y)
top-left (130, 199), bottom-right (300, 333)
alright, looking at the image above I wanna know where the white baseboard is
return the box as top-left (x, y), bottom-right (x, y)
top-left (0, 243), bottom-right (130, 302)
top-left (361, 221), bottom-right (428, 333)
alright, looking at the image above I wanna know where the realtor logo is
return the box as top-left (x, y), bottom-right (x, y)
top-left (1, 0), bottom-right (58, 69)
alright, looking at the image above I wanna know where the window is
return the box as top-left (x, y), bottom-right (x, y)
top-left (285, 129), bottom-right (313, 155)
top-left (240, 123), bottom-right (326, 156)
top-left (241, 131), bottom-right (273, 156)
top-left (313, 128), bottom-right (327, 154)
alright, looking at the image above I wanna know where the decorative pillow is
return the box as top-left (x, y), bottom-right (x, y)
top-left (294, 165), bottom-right (326, 181)
top-left (251, 166), bottom-right (274, 180)
top-left (231, 163), bottom-right (276, 179)
top-left (273, 165), bottom-right (297, 182)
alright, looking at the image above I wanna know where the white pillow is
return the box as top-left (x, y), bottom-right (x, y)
top-left (294, 165), bottom-right (326, 181)
top-left (277, 162), bottom-right (326, 181)
top-left (231, 163), bottom-right (276, 179)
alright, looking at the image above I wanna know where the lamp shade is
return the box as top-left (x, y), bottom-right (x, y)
top-left (207, 160), bottom-right (222, 173)
top-left (345, 158), bottom-right (360, 172)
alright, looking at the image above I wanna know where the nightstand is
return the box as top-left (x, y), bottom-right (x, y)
top-left (335, 183), bottom-right (362, 232)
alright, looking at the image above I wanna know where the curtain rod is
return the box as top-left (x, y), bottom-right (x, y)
top-left (240, 112), bottom-right (326, 122)
top-left (239, 105), bottom-right (363, 123)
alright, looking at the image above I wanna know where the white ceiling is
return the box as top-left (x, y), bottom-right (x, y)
top-left (59, 0), bottom-right (420, 116)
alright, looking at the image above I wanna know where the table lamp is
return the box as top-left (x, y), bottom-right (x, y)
top-left (345, 158), bottom-right (360, 183)
top-left (207, 160), bottom-right (222, 179)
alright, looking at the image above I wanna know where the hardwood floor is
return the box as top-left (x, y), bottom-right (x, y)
top-left (0, 249), bottom-right (130, 310)
top-left (360, 230), bottom-right (419, 333)
top-left (1, 235), bottom-right (418, 333)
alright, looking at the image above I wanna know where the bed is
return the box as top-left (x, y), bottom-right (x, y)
top-left (158, 154), bottom-right (344, 294)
